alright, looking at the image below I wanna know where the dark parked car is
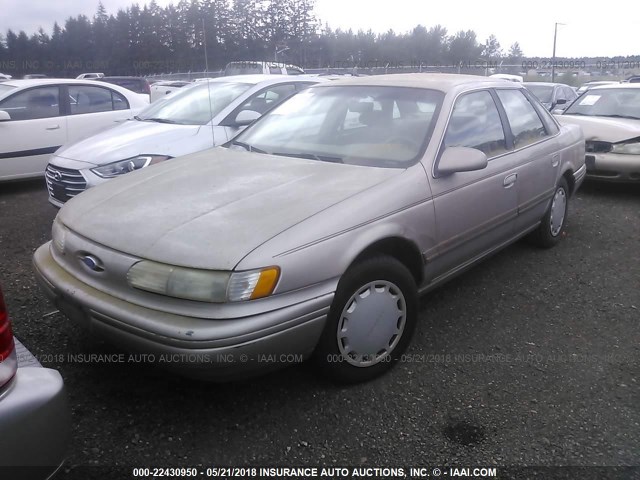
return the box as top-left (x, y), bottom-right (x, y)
top-left (95, 76), bottom-right (151, 96)
top-left (524, 82), bottom-right (578, 112)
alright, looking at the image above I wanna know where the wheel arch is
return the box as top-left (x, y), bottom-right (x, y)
top-left (349, 236), bottom-right (424, 287)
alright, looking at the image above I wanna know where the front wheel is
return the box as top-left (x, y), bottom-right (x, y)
top-left (313, 256), bottom-right (418, 383)
top-left (529, 177), bottom-right (570, 248)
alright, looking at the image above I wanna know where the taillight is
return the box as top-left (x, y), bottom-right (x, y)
top-left (0, 287), bottom-right (14, 361)
top-left (144, 81), bottom-right (151, 95)
top-left (0, 285), bottom-right (17, 389)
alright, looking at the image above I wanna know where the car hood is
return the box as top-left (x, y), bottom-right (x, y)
top-left (54, 120), bottom-right (202, 166)
top-left (58, 148), bottom-right (401, 270)
top-left (558, 115), bottom-right (640, 142)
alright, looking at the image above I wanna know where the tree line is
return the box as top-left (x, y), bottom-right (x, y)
top-left (23, 0), bottom-right (640, 78)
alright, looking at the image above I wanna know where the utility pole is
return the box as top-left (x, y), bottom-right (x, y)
top-left (202, 19), bottom-right (209, 72)
top-left (551, 22), bottom-right (565, 82)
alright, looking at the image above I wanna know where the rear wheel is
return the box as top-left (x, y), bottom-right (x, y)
top-left (313, 256), bottom-right (418, 383)
top-left (529, 177), bottom-right (569, 248)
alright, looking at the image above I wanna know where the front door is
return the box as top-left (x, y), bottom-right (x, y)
top-left (427, 90), bottom-right (519, 281)
top-left (0, 85), bottom-right (67, 180)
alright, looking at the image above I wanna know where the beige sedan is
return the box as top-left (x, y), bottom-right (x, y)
top-left (557, 83), bottom-right (640, 183)
top-left (34, 74), bottom-right (585, 383)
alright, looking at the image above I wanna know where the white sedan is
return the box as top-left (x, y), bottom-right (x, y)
top-left (46, 75), bottom-right (324, 206)
top-left (0, 79), bottom-right (149, 181)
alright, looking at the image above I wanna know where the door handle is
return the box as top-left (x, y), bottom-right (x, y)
top-left (45, 125), bottom-right (60, 130)
top-left (503, 173), bottom-right (518, 188)
top-left (551, 155), bottom-right (560, 167)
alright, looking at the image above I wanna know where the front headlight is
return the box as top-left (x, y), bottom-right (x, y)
top-left (51, 217), bottom-right (67, 253)
top-left (127, 261), bottom-right (280, 303)
top-left (611, 142), bottom-right (640, 155)
top-left (91, 155), bottom-right (171, 178)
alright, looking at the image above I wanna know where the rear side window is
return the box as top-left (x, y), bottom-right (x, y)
top-left (68, 85), bottom-right (129, 114)
top-left (0, 86), bottom-right (60, 120)
top-left (443, 90), bottom-right (507, 158)
top-left (269, 66), bottom-right (281, 74)
top-left (496, 89), bottom-right (549, 148)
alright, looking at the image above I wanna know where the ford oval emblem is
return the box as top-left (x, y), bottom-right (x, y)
top-left (79, 254), bottom-right (104, 272)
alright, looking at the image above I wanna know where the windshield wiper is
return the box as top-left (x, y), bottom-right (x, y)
top-left (143, 117), bottom-right (179, 124)
top-left (133, 115), bottom-right (142, 121)
top-left (597, 114), bottom-right (640, 120)
top-left (272, 152), bottom-right (344, 163)
top-left (230, 140), bottom-right (267, 154)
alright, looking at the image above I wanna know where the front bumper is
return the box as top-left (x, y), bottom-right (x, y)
top-left (33, 243), bottom-right (332, 380)
top-left (585, 152), bottom-right (640, 183)
top-left (0, 340), bottom-right (70, 478)
top-left (572, 163), bottom-right (587, 193)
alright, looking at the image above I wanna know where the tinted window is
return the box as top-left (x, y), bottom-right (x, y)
top-left (99, 78), bottom-right (146, 94)
top-left (497, 89), bottom-right (548, 148)
top-left (68, 85), bottom-right (128, 114)
top-left (269, 66), bottom-right (281, 74)
top-left (238, 84), bottom-right (297, 115)
top-left (524, 84), bottom-right (553, 104)
top-left (0, 86), bottom-right (60, 120)
top-left (443, 90), bottom-right (507, 158)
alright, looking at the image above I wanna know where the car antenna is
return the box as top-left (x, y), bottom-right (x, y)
top-left (203, 18), bottom-right (215, 148)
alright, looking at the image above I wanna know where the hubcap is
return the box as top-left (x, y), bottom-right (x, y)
top-left (336, 280), bottom-right (406, 367)
top-left (550, 187), bottom-right (567, 237)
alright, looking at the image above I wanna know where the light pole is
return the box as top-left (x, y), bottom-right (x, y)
top-left (275, 45), bottom-right (289, 63)
top-left (551, 22), bottom-right (566, 82)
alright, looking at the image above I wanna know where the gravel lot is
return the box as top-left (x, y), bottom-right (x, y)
top-left (0, 179), bottom-right (638, 478)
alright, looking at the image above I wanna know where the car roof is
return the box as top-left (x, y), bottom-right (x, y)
top-left (589, 83), bottom-right (640, 91)
top-left (317, 73), bottom-right (520, 91)
top-left (207, 74), bottom-right (323, 85)
top-left (523, 82), bottom-right (564, 87)
top-left (2, 78), bottom-right (128, 88)
top-left (99, 76), bottom-right (146, 80)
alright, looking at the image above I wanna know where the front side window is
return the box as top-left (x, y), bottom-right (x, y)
top-left (232, 85), bottom-right (444, 168)
top-left (443, 90), bottom-right (507, 158)
top-left (68, 85), bottom-right (128, 114)
top-left (0, 86), bottom-right (60, 121)
top-left (238, 84), bottom-right (297, 114)
top-left (137, 81), bottom-right (252, 125)
top-left (497, 89), bottom-right (548, 148)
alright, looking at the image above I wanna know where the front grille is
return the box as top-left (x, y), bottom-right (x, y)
top-left (45, 164), bottom-right (87, 203)
top-left (585, 141), bottom-right (612, 153)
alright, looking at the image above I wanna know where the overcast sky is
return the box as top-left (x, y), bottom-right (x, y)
top-left (2, 0), bottom-right (639, 58)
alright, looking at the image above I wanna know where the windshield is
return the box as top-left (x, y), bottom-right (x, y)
top-left (0, 84), bottom-right (16, 97)
top-left (138, 81), bottom-right (252, 125)
top-left (231, 85), bottom-right (444, 168)
top-left (524, 85), bottom-right (554, 104)
top-left (225, 63), bottom-right (263, 76)
top-left (564, 88), bottom-right (640, 119)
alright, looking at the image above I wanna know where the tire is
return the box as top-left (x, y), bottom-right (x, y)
top-left (312, 256), bottom-right (418, 384)
top-left (529, 177), bottom-right (570, 248)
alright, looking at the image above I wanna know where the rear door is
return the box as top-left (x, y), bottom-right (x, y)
top-left (428, 89), bottom-right (518, 279)
top-left (63, 84), bottom-right (132, 145)
top-left (495, 88), bottom-right (559, 233)
top-left (0, 85), bottom-right (67, 180)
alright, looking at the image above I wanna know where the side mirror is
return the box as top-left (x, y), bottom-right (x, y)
top-left (437, 146), bottom-right (488, 176)
top-left (234, 109), bottom-right (261, 127)
top-left (0, 110), bottom-right (11, 122)
top-left (555, 98), bottom-right (567, 105)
